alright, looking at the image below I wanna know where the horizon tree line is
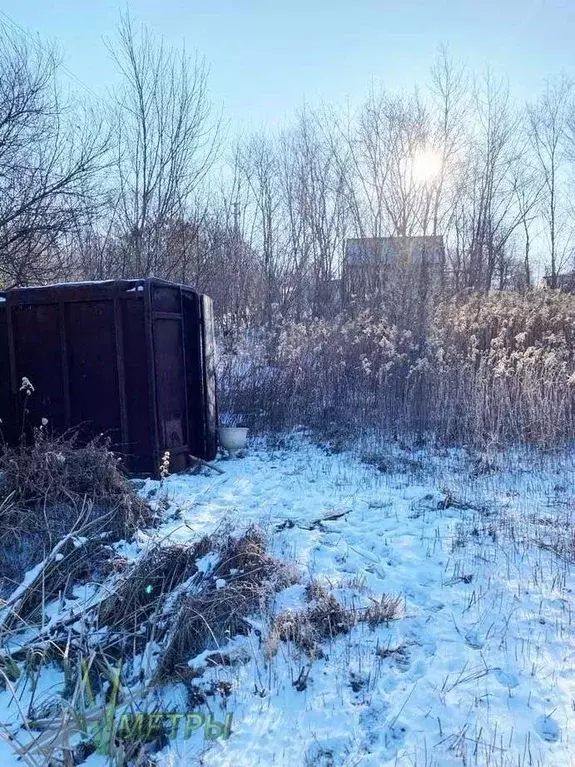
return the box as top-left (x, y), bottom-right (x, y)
top-left (1, 17), bottom-right (575, 327)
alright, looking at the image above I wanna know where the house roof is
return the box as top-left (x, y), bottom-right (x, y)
top-left (544, 272), bottom-right (575, 290)
top-left (345, 236), bottom-right (445, 267)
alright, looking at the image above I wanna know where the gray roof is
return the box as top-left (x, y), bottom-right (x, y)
top-left (545, 272), bottom-right (575, 290)
top-left (345, 236), bottom-right (445, 267)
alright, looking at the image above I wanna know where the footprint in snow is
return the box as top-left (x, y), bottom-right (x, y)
top-left (535, 715), bottom-right (561, 743)
top-left (407, 628), bottom-right (436, 657)
top-left (303, 737), bottom-right (349, 766)
top-left (465, 630), bottom-right (485, 650)
top-left (494, 669), bottom-right (520, 689)
top-left (405, 659), bottom-right (426, 681)
top-left (382, 675), bottom-right (399, 694)
top-left (359, 701), bottom-right (388, 745)
top-left (384, 722), bottom-right (408, 751)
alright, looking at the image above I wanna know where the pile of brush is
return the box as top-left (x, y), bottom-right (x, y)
top-left (0, 524), bottom-right (298, 674)
top-left (0, 515), bottom-right (403, 765)
top-left (94, 525), bottom-right (299, 677)
top-left (0, 429), bottom-right (153, 598)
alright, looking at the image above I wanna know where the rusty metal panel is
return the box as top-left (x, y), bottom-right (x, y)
top-left (143, 281), bottom-right (160, 474)
top-left (10, 302), bottom-right (67, 433)
top-left (65, 300), bottom-right (122, 440)
top-left (180, 290), bottom-right (218, 461)
top-left (121, 296), bottom-right (153, 474)
top-left (152, 283), bottom-right (181, 313)
top-left (8, 280), bottom-right (146, 305)
top-left (152, 316), bottom-right (189, 472)
top-left (0, 278), bottom-right (217, 476)
top-left (182, 289), bottom-right (204, 458)
top-left (0, 295), bottom-right (14, 440)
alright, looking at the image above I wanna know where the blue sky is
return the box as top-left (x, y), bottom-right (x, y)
top-left (1, 0), bottom-right (574, 131)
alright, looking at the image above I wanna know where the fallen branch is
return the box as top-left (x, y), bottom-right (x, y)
top-left (0, 531), bottom-right (80, 636)
top-left (275, 509), bottom-right (351, 533)
top-left (309, 509), bottom-right (350, 529)
top-left (2, 587), bottom-right (120, 659)
top-left (0, 502), bottom-right (108, 636)
top-left (189, 454), bottom-right (225, 475)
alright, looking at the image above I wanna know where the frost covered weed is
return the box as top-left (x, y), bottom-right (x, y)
top-left (159, 450), bottom-right (171, 480)
top-left (0, 427), bottom-right (153, 590)
top-left (219, 290), bottom-right (575, 447)
top-left (268, 580), bottom-right (402, 658)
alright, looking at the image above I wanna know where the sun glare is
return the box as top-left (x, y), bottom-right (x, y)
top-left (410, 148), bottom-right (443, 184)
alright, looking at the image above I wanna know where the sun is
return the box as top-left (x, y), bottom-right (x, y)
top-left (410, 148), bottom-right (443, 185)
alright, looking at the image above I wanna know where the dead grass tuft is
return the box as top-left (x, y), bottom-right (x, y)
top-left (268, 580), bottom-right (402, 657)
top-left (0, 430), bottom-right (154, 591)
top-left (97, 536), bottom-right (214, 631)
top-left (157, 527), bottom-right (298, 677)
top-left (363, 594), bottom-right (403, 628)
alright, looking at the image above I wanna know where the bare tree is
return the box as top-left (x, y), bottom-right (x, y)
top-left (0, 25), bottom-right (108, 287)
top-left (107, 14), bottom-right (221, 278)
top-left (528, 75), bottom-right (573, 287)
top-left (457, 72), bottom-right (522, 290)
top-left (347, 90), bottom-right (430, 239)
top-left (279, 109), bottom-right (349, 316)
top-left (277, 125), bottom-right (313, 319)
top-left (510, 149), bottom-right (543, 289)
top-left (428, 47), bottom-right (469, 240)
top-left (236, 133), bottom-right (284, 322)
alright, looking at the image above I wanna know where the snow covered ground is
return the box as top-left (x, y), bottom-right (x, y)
top-left (2, 435), bottom-right (575, 766)
top-left (141, 437), bottom-right (575, 766)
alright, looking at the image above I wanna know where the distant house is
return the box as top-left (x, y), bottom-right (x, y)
top-left (544, 272), bottom-right (575, 291)
top-left (342, 235), bottom-right (445, 302)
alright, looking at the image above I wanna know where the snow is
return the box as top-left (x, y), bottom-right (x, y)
top-left (142, 438), bottom-right (575, 766)
top-left (2, 436), bottom-right (575, 766)
top-left (196, 551), bottom-right (220, 574)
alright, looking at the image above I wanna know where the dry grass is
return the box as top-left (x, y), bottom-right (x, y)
top-left (0, 429), bottom-right (151, 536)
top-left (0, 430), bottom-right (154, 593)
top-left (218, 290), bottom-right (575, 448)
top-left (157, 527), bottom-right (299, 677)
top-left (97, 537), bottom-right (215, 632)
top-left (268, 580), bottom-right (402, 658)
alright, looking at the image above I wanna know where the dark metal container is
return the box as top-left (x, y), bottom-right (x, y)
top-left (0, 278), bottom-right (217, 475)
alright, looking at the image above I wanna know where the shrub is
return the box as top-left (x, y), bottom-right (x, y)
top-left (0, 428), bottom-right (153, 591)
top-left (218, 289), bottom-right (575, 447)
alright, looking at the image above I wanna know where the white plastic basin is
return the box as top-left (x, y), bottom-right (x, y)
top-left (218, 426), bottom-right (249, 452)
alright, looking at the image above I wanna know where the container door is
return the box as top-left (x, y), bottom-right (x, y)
top-left (200, 295), bottom-right (218, 460)
top-left (8, 302), bottom-right (67, 436)
top-left (0, 299), bottom-right (16, 440)
top-left (150, 283), bottom-right (189, 472)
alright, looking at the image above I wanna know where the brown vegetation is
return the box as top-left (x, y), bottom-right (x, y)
top-left (220, 290), bottom-right (575, 447)
top-left (267, 580), bottom-right (402, 658)
top-left (0, 429), bottom-right (153, 594)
